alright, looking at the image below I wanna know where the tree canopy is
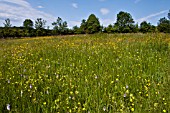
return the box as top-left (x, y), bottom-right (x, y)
top-left (115, 11), bottom-right (135, 33)
top-left (86, 14), bottom-right (101, 34)
top-left (35, 18), bottom-right (46, 30)
top-left (0, 10), bottom-right (170, 38)
top-left (157, 17), bottom-right (170, 33)
top-left (23, 19), bottom-right (33, 29)
top-left (52, 17), bottom-right (68, 35)
top-left (3, 18), bottom-right (12, 28)
top-left (140, 21), bottom-right (156, 33)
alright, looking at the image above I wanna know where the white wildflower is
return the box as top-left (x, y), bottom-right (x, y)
top-left (7, 104), bottom-right (10, 111)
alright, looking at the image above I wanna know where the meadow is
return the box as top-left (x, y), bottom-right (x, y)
top-left (0, 33), bottom-right (169, 113)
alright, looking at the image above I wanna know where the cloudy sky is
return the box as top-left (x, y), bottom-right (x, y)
top-left (0, 0), bottom-right (169, 28)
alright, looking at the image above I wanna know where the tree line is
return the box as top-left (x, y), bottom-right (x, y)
top-left (0, 10), bottom-right (170, 38)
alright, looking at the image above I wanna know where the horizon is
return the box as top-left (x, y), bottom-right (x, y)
top-left (0, 0), bottom-right (169, 28)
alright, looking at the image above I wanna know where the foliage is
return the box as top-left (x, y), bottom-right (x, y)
top-left (78, 14), bottom-right (101, 34)
top-left (79, 19), bottom-right (87, 34)
top-left (35, 18), bottom-right (46, 30)
top-left (103, 24), bottom-right (112, 33)
top-left (52, 17), bottom-right (68, 35)
top-left (0, 34), bottom-right (170, 112)
top-left (157, 17), bottom-right (170, 33)
top-left (0, 11), bottom-right (170, 38)
top-left (115, 11), bottom-right (135, 33)
top-left (140, 21), bottom-right (156, 33)
top-left (85, 14), bottom-right (101, 34)
top-left (23, 19), bottom-right (34, 37)
top-left (3, 18), bottom-right (12, 28)
top-left (72, 26), bottom-right (81, 34)
top-left (23, 19), bottom-right (34, 29)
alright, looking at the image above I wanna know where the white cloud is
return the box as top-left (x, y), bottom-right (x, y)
top-left (37, 5), bottom-right (44, 9)
top-left (100, 8), bottom-right (110, 15)
top-left (72, 3), bottom-right (78, 8)
top-left (0, 0), bottom-right (56, 28)
top-left (136, 10), bottom-right (168, 23)
top-left (0, 0), bottom-right (31, 8)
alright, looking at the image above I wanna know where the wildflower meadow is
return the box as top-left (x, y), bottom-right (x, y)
top-left (0, 33), bottom-right (169, 113)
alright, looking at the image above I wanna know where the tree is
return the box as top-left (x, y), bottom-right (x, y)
top-left (103, 24), bottom-right (114, 33)
top-left (23, 19), bottom-right (33, 29)
top-left (79, 16), bottom-right (101, 34)
top-left (72, 26), bottom-right (81, 34)
top-left (115, 11), bottom-right (135, 33)
top-left (79, 19), bottom-right (87, 34)
top-left (3, 18), bottom-right (12, 27)
top-left (35, 18), bottom-right (47, 36)
top-left (23, 19), bottom-right (34, 37)
top-left (133, 23), bottom-right (139, 33)
top-left (157, 17), bottom-right (170, 33)
top-left (35, 18), bottom-right (46, 29)
top-left (52, 17), bottom-right (68, 35)
top-left (86, 14), bottom-right (100, 34)
top-left (140, 21), bottom-right (152, 33)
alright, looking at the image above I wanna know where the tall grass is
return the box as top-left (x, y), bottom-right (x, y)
top-left (0, 33), bottom-right (169, 113)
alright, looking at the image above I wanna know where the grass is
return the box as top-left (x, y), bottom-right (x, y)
top-left (0, 33), bottom-right (170, 113)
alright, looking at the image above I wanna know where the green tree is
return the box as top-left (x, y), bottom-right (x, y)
top-left (52, 17), bottom-right (68, 35)
top-left (23, 19), bottom-right (34, 37)
top-left (157, 17), bottom-right (170, 33)
top-left (3, 18), bottom-right (12, 38)
top-left (35, 18), bottom-right (46, 30)
top-left (133, 23), bottom-right (139, 33)
top-left (115, 11), bottom-right (135, 33)
top-left (140, 21), bottom-right (152, 33)
top-left (35, 18), bottom-right (47, 36)
top-left (72, 26), bottom-right (81, 34)
top-left (80, 19), bottom-right (87, 34)
top-left (86, 14), bottom-right (100, 34)
top-left (23, 19), bottom-right (33, 29)
top-left (103, 24), bottom-right (114, 33)
top-left (3, 18), bottom-right (12, 28)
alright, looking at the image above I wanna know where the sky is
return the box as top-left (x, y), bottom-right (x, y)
top-left (0, 0), bottom-right (169, 28)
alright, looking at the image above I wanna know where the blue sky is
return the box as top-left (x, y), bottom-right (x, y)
top-left (0, 0), bottom-right (169, 28)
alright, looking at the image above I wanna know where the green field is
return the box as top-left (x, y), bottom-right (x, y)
top-left (0, 34), bottom-right (170, 113)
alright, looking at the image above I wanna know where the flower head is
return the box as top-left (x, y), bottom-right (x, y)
top-left (124, 93), bottom-right (127, 97)
top-left (29, 84), bottom-right (32, 89)
top-left (7, 104), bottom-right (10, 111)
top-left (126, 85), bottom-right (129, 89)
